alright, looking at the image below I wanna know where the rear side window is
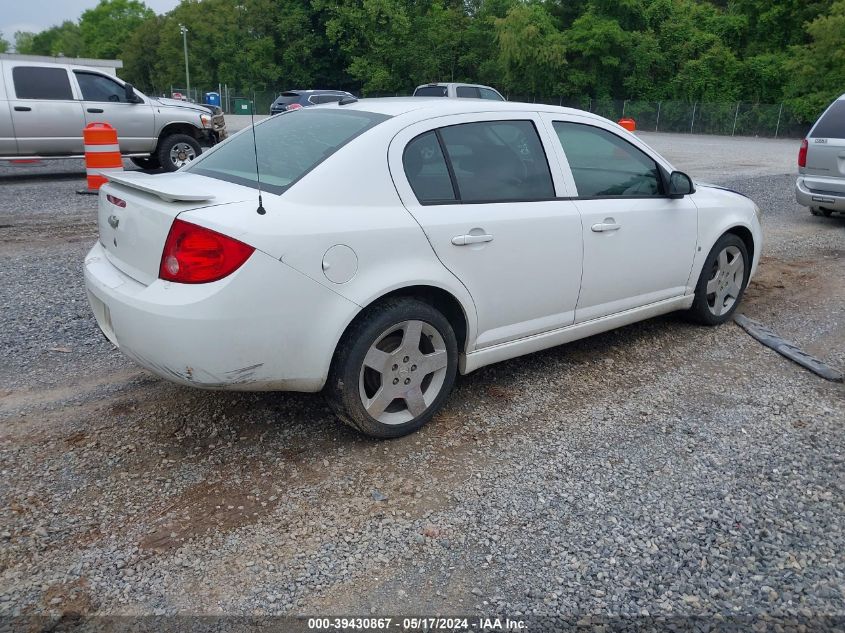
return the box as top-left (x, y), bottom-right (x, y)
top-left (75, 72), bottom-right (127, 102)
top-left (553, 121), bottom-right (662, 197)
top-left (810, 100), bottom-right (845, 139)
top-left (12, 66), bottom-right (73, 100)
top-left (414, 86), bottom-right (447, 97)
top-left (188, 109), bottom-right (389, 194)
top-left (456, 86), bottom-right (480, 99)
top-left (479, 88), bottom-right (504, 101)
top-left (438, 120), bottom-right (555, 202)
top-left (403, 131), bottom-right (456, 203)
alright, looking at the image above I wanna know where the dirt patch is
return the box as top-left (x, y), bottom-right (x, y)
top-left (140, 474), bottom-right (282, 552)
top-left (42, 577), bottom-right (96, 617)
top-left (743, 255), bottom-right (819, 304)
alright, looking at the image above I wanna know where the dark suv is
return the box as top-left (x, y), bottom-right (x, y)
top-left (270, 90), bottom-right (355, 115)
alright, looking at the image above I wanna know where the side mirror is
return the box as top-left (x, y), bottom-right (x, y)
top-left (124, 83), bottom-right (141, 103)
top-left (668, 171), bottom-right (695, 198)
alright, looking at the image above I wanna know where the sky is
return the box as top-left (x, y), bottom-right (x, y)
top-left (1, 0), bottom-right (180, 42)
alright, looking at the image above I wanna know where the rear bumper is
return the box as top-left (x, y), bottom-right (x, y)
top-left (84, 242), bottom-right (359, 392)
top-left (795, 177), bottom-right (845, 211)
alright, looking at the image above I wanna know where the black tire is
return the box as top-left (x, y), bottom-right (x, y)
top-left (810, 207), bottom-right (833, 217)
top-left (687, 233), bottom-right (750, 326)
top-left (157, 134), bottom-right (202, 172)
top-left (325, 298), bottom-right (458, 439)
top-left (130, 156), bottom-right (161, 171)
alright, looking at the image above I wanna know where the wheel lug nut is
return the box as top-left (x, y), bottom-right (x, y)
top-left (392, 364), bottom-right (398, 370)
top-left (411, 364), bottom-right (417, 371)
top-left (393, 378), bottom-right (399, 385)
top-left (404, 378), bottom-right (411, 385)
top-left (403, 356), bottom-right (409, 363)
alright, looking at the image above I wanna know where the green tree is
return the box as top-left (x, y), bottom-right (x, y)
top-left (22, 21), bottom-right (84, 57)
top-left (561, 10), bottom-right (628, 98)
top-left (79, 0), bottom-right (155, 59)
top-left (13, 31), bottom-right (36, 54)
top-left (120, 15), bottom-right (163, 89)
top-left (495, 3), bottom-right (567, 97)
top-left (325, 0), bottom-right (415, 93)
top-left (0, 33), bottom-right (10, 53)
top-left (784, 0), bottom-right (845, 121)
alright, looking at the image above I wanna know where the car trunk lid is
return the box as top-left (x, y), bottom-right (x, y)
top-left (97, 172), bottom-right (253, 285)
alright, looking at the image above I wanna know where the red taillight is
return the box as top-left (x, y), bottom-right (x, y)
top-left (107, 194), bottom-right (126, 208)
top-left (798, 138), bottom-right (808, 168)
top-left (159, 219), bottom-right (255, 284)
top-left (286, 103), bottom-right (303, 111)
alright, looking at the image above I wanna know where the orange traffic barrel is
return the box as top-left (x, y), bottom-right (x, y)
top-left (81, 123), bottom-right (123, 193)
top-left (618, 118), bottom-right (637, 132)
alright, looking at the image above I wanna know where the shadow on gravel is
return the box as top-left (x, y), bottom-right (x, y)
top-left (0, 171), bottom-right (85, 183)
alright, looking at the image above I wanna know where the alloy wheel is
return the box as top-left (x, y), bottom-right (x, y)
top-left (706, 245), bottom-right (745, 316)
top-left (169, 143), bottom-right (197, 168)
top-left (358, 320), bottom-right (449, 425)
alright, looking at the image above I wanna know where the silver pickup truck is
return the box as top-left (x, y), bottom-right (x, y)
top-left (0, 54), bottom-right (227, 171)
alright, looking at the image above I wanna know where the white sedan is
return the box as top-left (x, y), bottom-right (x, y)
top-left (84, 99), bottom-right (762, 438)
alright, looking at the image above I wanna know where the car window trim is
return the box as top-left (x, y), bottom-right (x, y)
top-left (434, 129), bottom-right (461, 201)
top-left (415, 193), bottom-right (684, 207)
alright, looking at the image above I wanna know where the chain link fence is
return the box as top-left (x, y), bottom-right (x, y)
top-left (514, 96), bottom-right (809, 138)
top-left (158, 86), bottom-right (810, 138)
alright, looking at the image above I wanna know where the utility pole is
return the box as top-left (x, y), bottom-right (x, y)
top-left (179, 24), bottom-right (190, 100)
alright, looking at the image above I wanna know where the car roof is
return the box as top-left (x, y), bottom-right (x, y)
top-left (333, 96), bottom-right (602, 123)
top-left (416, 82), bottom-right (495, 89)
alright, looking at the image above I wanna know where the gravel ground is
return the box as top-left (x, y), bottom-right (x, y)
top-left (0, 134), bottom-right (843, 629)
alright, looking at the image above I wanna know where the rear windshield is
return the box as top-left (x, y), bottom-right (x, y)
top-left (414, 86), bottom-right (447, 97)
top-left (811, 100), bottom-right (845, 139)
top-left (273, 93), bottom-right (301, 105)
top-left (188, 109), bottom-right (389, 194)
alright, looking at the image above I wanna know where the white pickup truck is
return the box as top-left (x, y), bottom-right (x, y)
top-left (0, 54), bottom-right (227, 171)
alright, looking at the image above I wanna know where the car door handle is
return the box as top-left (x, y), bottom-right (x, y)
top-left (591, 222), bottom-right (621, 233)
top-left (14, 106), bottom-right (31, 112)
top-left (87, 108), bottom-right (104, 113)
top-left (452, 233), bottom-right (493, 246)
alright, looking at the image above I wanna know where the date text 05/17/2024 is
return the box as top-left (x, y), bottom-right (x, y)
top-left (307, 617), bottom-right (527, 631)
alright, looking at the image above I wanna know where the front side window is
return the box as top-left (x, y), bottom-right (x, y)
top-left (456, 86), bottom-right (480, 99)
top-left (553, 121), bottom-right (662, 197)
top-left (12, 66), bottom-right (73, 100)
top-left (403, 131), bottom-right (456, 203)
top-left (75, 72), bottom-right (127, 102)
top-left (188, 109), bottom-right (389, 194)
top-left (438, 120), bottom-right (555, 202)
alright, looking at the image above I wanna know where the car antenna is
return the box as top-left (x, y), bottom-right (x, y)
top-left (250, 99), bottom-right (266, 215)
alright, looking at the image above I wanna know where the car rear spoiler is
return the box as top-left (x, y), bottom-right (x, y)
top-left (104, 171), bottom-right (217, 203)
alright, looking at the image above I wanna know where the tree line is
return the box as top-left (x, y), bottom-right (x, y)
top-left (3, 0), bottom-right (844, 123)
